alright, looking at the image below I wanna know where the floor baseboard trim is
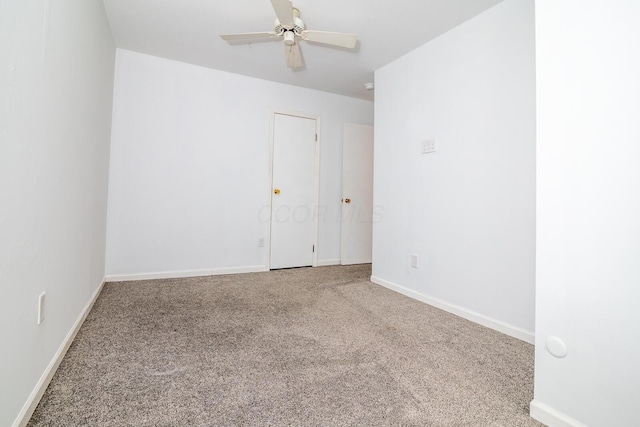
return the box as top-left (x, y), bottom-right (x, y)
top-left (12, 277), bottom-right (106, 427)
top-left (316, 259), bottom-right (341, 267)
top-left (530, 399), bottom-right (586, 427)
top-left (370, 275), bottom-right (535, 344)
top-left (106, 265), bottom-right (268, 282)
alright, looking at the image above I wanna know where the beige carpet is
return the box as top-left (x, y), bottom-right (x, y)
top-left (29, 265), bottom-right (541, 426)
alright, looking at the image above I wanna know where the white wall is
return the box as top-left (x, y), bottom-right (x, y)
top-left (372, 0), bottom-right (536, 341)
top-left (531, 1), bottom-right (640, 426)
top-left (0, 1), bottom-right (115, 426)
top-left (106, 50), bottom-right (373, 278)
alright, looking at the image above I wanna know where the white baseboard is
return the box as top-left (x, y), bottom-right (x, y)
top-left (106, 265), bottom-right (268, 282)
top-left (370, 276), bottom-right (535, 344)
top-left (316, 259), bottom-right (341, 267)
top-left (12, 277), bottom-right (106, 427)
top-left (530, 400), bottom-right (586, 427)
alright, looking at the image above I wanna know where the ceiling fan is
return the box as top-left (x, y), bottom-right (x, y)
top-left (220, 0), bottom-right (358, 69)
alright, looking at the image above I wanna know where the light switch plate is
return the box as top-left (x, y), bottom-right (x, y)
top-left (421, 139), bottom-right (436, 154)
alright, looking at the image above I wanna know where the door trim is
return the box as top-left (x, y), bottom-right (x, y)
top-left (266, 110), bottom-right (320, 269)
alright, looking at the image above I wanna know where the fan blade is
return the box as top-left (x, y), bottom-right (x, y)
top-left (270, 0), bottom-right (294, 27)
top-left (220, 32), bottom-right (277, 42)
top-left (300, 30), bottom-right (357, 49)
top-left (285, 42), bottom-right (304, 68)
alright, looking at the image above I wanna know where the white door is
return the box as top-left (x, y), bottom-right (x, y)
top-left (341, 123), bottom-right (374, 265)
top-left (270, 113), bottom-right (317, 269)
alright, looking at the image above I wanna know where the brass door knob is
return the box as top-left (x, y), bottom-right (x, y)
top-left (274, 189), bottom-right (281, 194)
top-left (345, 198), bottom-right (351, 204)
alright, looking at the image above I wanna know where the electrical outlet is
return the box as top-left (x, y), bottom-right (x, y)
top-left (411, 254), bottom-right (418, 268)
top-left (38, 292), bottom-right (46, 325)
top-left (258, 238), bottom-right (265, 247)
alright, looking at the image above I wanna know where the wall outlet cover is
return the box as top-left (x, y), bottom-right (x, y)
top-left (38, 292), bottom-right (46, 325)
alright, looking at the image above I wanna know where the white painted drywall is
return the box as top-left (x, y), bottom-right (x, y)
top-left (372, 0), bottom-right (536, 338)
top-left (0, 1), bottom-right (115, 425)
top-left (106, 50), bottom-right (373, 277)
top-left (532, 1), bottom-right (640, 426)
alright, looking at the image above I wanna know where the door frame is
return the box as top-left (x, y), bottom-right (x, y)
top-left (266, 110), bottom-right (321, 269)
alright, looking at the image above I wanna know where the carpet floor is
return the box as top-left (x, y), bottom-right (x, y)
top-left (29, 265), bottom-right (541, 426)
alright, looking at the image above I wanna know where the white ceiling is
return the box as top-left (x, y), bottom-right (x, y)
top-left (102, 0), bottom-right (504, 101)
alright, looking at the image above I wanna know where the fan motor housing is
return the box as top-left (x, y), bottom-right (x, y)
top-left (275, 16), bottom-right (304, 35)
